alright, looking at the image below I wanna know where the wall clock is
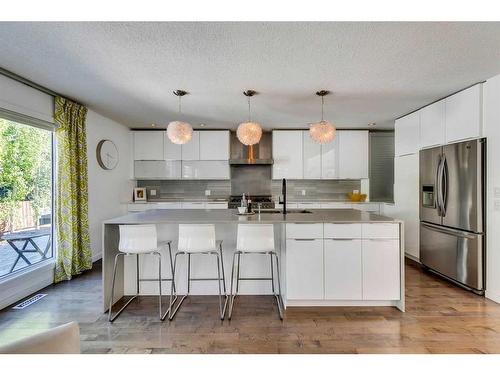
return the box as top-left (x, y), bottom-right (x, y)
top-left (96, 139), bottom-right (119, 170)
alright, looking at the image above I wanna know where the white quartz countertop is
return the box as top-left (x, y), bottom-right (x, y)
top-left (105, 208), bottom-right (400, 224)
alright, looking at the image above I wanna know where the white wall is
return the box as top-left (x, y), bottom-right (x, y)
top-left (86, 110), bottom-right (133, 261)
top-left (483, 74), bottom-right (500, 303)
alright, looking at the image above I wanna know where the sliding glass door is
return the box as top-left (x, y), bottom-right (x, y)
top-left (0, 117), bottom-right (54, 278)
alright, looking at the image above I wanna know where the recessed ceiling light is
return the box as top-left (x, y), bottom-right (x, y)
top-left (368, 122), bottom-right (376, 127)
top-left (199, 123), bottom-right (206, 127)
top-left (151, 123), bottom-right (156, 127)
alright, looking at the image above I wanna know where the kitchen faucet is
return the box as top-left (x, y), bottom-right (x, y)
top-left (280, 178), bottom-right (287, 214)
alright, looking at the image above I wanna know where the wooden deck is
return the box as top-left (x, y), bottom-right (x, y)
top-left (1, 259), bottom-right (500, 353)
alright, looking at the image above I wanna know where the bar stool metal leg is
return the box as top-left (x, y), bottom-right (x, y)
top-left (214, 252), bottom-right (228, 320)
top-left (228, 251), bottom-right (242, 320)
top-left (218, 242), bottom-right (227, 296)
top-left (272, 252), bottom-right (284, 320)
top-left (108, 253), bottom-right (139, 322)
top-left (228, 251), bottom-right (284, 320)
top-left (169, 252), bottom-right (188, 320)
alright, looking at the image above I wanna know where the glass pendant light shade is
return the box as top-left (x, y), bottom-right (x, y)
top-left (167, 121), bottom-right (193, 145)
top-left (309, 120), bottom-right (336, 144)
top-left (309, 90), bottom-right (336, 144)
top-left (237, 121), bottom-right (262, 146)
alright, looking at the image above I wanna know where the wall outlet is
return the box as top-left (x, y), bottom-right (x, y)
top-left (301, 189), bottom-right (306, 196)
top-left (495, 200), bottom-right (500, 212)
top-left (205, 190), bottom-right (211, 196)
top-left (495, 187), bottom-right (500, 198)
top-left (150, 189), bottom-right (157, 196)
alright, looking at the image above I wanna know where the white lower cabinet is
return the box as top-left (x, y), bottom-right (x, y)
top-left (205, 202), bottom-right (229, 209)
top-left (286, 238), bottom-right (324, 300)
top-left (128, 201), bottom-right (228, 212)
top-left (320, 202), bottom-right (352, 209)
top-left (324, 239), bottom-right (362, 300)
top-left (296, 202), bottom-right (322, 209)
top-left (155, 202), bottom-right (182, 209)
top-left (285, 223), bottom-right (401, 303)
top-left (362, 239), bottom-right (400, 300)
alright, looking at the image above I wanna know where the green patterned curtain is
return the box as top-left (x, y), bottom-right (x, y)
top-left (54, 97), bottom-right (92, 282)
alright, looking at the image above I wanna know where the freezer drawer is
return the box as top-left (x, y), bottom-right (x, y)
top-left (420, 222), bottom-right (484, 291)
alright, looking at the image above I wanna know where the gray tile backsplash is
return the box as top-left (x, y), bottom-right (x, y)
top-left (271, 179), bottom-right (361, 201)
top-left (137, 178), bottom-right (360, 201)
top-left (137, 180), bottom-right (231, 200)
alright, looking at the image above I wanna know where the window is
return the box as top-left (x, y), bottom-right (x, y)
top-left (0, 116), bottom-right (54, 278)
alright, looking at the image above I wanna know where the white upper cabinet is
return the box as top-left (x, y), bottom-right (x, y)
top-left (302, 131), bottom-right (321, 179)
top-left (395, 111), bottom-right (420, 156)
top-left (338, 130), bottom-right (369, 179)
top-left (272, 130), bottom-right (303, 179)
top-left (164, 133), bottom-right (182, 160)
top-left (199, 130), bottom-right (230, 160)
top-left (445, 84), bottom-right (482, 143)
top-left (321, 133), bottom-right (339, 179)
top-left (133, 131), bottom-right (165, 160)
top-left (182, 160), bottom-right (229, 179)
top-left (419, 99), bottom-right (445, 149)
top-left (181, 131), bottom-right (200, 160)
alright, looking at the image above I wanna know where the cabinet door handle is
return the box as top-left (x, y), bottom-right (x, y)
top-left (366, 238), bottom-right (394, 241)
top-left (325, 238), bottom-right (355, 241)
top-left (292, 238), bottom-right (317, 241)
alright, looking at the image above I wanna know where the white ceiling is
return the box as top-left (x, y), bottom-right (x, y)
top-left (1, 22), bottom-right (500, 130)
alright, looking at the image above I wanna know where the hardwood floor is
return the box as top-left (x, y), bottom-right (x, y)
top-left (1, 259), bottom-right (500, 354)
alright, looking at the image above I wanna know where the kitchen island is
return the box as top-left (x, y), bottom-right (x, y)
top-left (103, 209), bottom-right (405, 313)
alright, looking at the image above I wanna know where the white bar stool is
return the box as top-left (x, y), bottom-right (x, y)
top-left (228, 224), bottom-right (284, 320)
top-left (168, 224), bottom-right (228, 320)
top-left (108, 224), bottom-right (177, 322)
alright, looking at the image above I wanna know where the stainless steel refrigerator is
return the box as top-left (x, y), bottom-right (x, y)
top-left (419, 139), bottom-right (486, 293)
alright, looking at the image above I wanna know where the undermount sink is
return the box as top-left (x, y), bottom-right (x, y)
top-left (258, 209), bottom-right (313, 214)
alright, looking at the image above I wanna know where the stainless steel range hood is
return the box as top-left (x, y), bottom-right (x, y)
top-left (229, 131), bottom-right (273, 165)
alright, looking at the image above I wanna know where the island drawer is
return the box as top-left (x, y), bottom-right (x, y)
top-left (362, 223), bottom-right (399, 239)
top-left (286, 223), bottom-right (323, 239)
top-left (324, 223), bottom-right (362, 239)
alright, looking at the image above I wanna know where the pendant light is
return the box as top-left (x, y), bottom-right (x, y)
top-left (237, 90), bottom-right (263, 146)
top-left (309, 90), bottom-right (336, 144)
top-left (167, 90), bottom-right (193, 145)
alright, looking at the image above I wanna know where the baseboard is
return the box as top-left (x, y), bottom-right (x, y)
top-left (405, 253), bottom-right (421, 263)
top-left (285, 300), bottom-right (399, 308)
top-left (92, 252), bottom-right (102, 262)
top-left (485, 290), bottom-right (500, 304)
top-left (0, 262), bottom-right (54, 310)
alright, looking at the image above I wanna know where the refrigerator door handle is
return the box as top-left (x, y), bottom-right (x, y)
top-left (435, 154), bottom-right (444, 216)
top-left (441, 155), bottom-right (448, 216)
top-left (421, 222), bottom-right (477, 239)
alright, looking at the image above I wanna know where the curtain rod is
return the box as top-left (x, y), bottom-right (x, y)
top-left (0, 66), bottom-right (60, 98)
